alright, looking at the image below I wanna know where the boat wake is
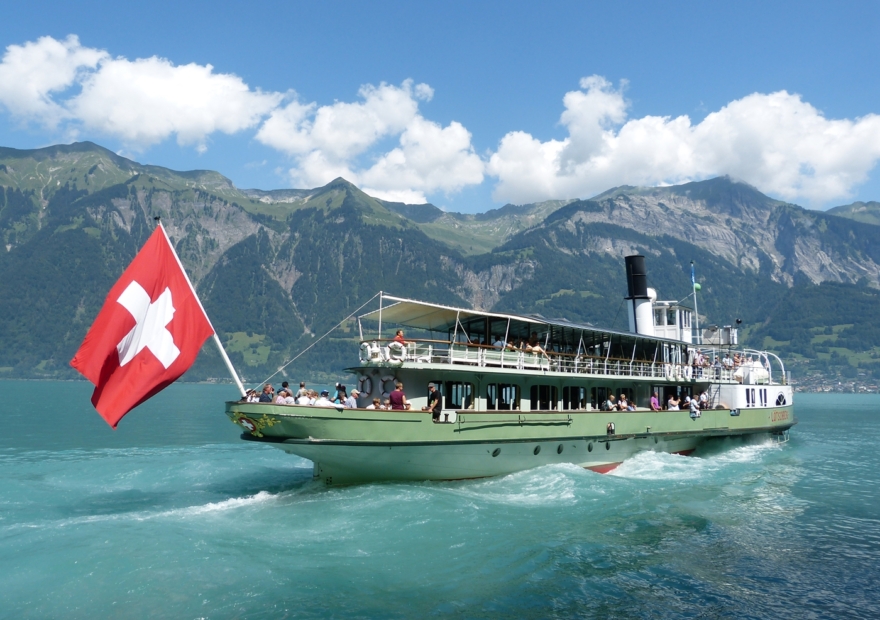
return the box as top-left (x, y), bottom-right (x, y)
top-left (610, 440), bottom-right (782, 480)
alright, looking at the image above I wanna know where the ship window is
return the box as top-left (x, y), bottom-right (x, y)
top-left (445, 382), bottom-right (473, 410)
top-left (563, 386), bottom-right (587, 410)
top-left (666, 309), bottom-right (677, 326)
top-left (654, 309), bottom-right (665, 326)
top-left (530, 385), bottom-right (558, 411)
top-left (487, 383), bottom-right (520, 410)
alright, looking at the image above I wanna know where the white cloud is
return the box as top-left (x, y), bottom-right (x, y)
top-left (256, 80), bottom-right (484, 202)
top-left (0, 35), bottom-right (105, 126)
top-left (0, 35), bottom-right (282, 150)
top-left (488, 76), bottom-right (880, 206)
top-left (4, 36), bottom-right (878, 208)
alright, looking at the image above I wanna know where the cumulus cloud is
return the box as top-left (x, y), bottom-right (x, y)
top-left (3, 36), bottom-right (878, 207)
top-left (488, 76), bottom-right (880, 206)
top-left (256, 80), bottom-right (484, 202)
top-left (0, 35), bottom-right (282, 150)
top-left (0, 35), bottom-right (105, 126)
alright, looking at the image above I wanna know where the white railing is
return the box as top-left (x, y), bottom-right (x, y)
top-left (360, 340), bottom-right (783, 384)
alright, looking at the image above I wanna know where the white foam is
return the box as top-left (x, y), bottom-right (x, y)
top-left (610, 450), bottom-right (703, 480)
top-left (3, 491), bottom-right (280, 533)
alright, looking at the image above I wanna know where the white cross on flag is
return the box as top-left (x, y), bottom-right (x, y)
top-left (71, 225), bottom-right (215, 428)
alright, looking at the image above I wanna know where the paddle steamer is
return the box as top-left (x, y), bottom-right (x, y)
top-left (227, 256), bottom-right (795, 485)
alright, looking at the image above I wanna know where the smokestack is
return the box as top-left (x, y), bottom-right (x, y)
top-left (625, 255), bottom-right (649, 299)
top-left (624, 255), bottom-right (654, 336)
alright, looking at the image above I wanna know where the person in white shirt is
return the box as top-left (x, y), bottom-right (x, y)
top-left (366, 398), bottom-right (380, 410)
top-left (344, 389), bottom-right (359, 409)
top-left (315, 390), bottom-right (335, 407)
top-left (690, 396), bottom-right (701, 418)
top-left (296, 392), bottom-right (311, 406)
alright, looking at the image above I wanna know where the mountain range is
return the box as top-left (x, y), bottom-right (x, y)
top-left (1, 141), bottom-right (878, 386)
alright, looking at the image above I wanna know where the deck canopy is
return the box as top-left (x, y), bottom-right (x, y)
top-left (359, 295), bottom-right (694, 363)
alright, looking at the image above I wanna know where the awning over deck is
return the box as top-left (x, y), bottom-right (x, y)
top-left (358, 296), bottom-right (538, 332)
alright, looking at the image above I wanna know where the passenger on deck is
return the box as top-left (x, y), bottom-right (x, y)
top-left (366, 398), bottom-right (380, 410)
top-left (382, 398), bottom-right (391, 409)
top-left (492, 335), bottom-right (505, 349)
top-left (315, 390), bottom-right (334, 407)
top-left (296, 382), bottom-right (308, 398)
top-left (650, 392), bottom-right (661, 411)
top-left (604, 394), bottom-right (616, 411)
top-left (617, 393), bottom-right (629, 411)
top-left (389, 383), bottom-right (410, 410)
top-left (296, 390), bottom-right (311, 406)
top-left (259, 384), bottom-right (274, 402)
top-left (282, 390), bottom-right (297, 405)
top-left (526, 332), bottom-right (545, 354)
top-left (699, 390), bottom-right (709, 410)
top-left (344, 389), bottom-right (359, 409)
top-left (690, 395), bottom-right (702, 418)
top-left (667, 394), bottom-right (680, 410)
top-left (422, 382), bottom-right (443, 422)
top-left (722, 353), bottom-right (733, 370)
top-left (394, 329), bottom-right (408, 345)
top-left (245, 389), bottom-right (259, 403)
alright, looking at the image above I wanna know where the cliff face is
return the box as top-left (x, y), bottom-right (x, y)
top-left (1, 142), bottom-right (877, 380)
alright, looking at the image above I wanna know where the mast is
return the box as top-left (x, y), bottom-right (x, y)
top-left (691, 261), bottom-right (701, 345)
top-left (156, 218), bottom-right (246, 397)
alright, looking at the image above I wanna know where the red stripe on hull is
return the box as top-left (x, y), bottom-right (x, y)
top-left (586, 462), bottom-right (622, 474)
top-left (673, 449), bottom-right (695, 456)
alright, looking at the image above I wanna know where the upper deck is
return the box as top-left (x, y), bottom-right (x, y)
top-left (356, 295), bottom-right (787, 386)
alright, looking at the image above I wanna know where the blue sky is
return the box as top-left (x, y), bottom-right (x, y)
top-left (0, 1), bottom-right (878, 212)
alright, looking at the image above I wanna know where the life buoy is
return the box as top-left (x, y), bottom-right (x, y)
top-left (664, 363), bottom-right (673, 379)
top-left (387, 341), bottom-right (406, 362)
top-left (380, 375), bottom-right (397, 398)
top-left (357, 375), bottom-right (373, 396)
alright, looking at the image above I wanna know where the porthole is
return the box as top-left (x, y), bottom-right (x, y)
top-left (533, 445), bottom-right (541, 455)
top-left (492, 447), bottom-right (501, 457)
top-left (605, 441), bottom-right (610, 450)
top-left (557, 444), bottom-right (564, 454)
top-left (588, 442), bottom-right (593, 452)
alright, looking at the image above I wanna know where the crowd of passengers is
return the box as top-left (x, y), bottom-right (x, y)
top-left (242, 380), bottom-right (419, 411)
top-left (604, 390), bottom-right (708, 418)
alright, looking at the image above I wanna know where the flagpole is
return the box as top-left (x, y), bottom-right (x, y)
top-left (156, 219), bottom-right (247, 397)
top-left (691, 261), bottom-right (701, 345)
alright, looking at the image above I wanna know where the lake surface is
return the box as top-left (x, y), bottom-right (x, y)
top-left (1, 383), bottom-right (878, 618)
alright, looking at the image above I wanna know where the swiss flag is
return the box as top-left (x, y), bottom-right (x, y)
top-left (71, 225), bottom-right (215, 428)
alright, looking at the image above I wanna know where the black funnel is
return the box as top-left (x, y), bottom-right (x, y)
top-left (625, 255), bottom-right (649, 299)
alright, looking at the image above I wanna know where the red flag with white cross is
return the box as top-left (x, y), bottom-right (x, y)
top-left (71, 224), bottom-right (215, 428)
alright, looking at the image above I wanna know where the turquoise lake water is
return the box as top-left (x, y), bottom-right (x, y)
top-left (1, 382), bottom-right (878, 618)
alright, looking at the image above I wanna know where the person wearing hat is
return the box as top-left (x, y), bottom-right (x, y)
top-left (315, 389), bottom-right (334, 407)
top-left (344, 389), bottom-right (359, 409)
top-left (422, 382), bottom-right (442, 422)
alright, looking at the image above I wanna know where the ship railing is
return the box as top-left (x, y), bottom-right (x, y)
top-left (689, 346), bottom-right (786, 385)
top-left (362, 340), bottom-right (757, 382)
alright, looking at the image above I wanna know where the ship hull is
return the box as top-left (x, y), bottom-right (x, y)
top-left (226, 403), bottom-right (795, 485)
